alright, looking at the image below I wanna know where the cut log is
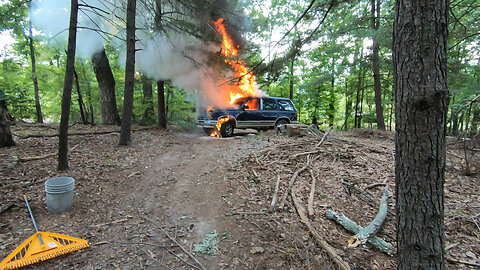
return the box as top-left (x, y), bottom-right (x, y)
top-left (326, 210), bottom-right (394, 255)
top-left (347, 185), bottom-right (389, 247)
top-left (292, 185), bottom-right (351, 270)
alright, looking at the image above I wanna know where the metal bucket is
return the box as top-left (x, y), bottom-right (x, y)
top-left (45, 177), bottom-right (75, 213)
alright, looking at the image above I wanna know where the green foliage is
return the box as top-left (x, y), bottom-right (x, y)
top-left (0, 0), bottom-right (478, 134)
top-left (193, 230), bottom-right (218, 255)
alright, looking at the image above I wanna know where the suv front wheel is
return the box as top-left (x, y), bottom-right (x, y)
top-left (220, 121), bottom-right (234, 137)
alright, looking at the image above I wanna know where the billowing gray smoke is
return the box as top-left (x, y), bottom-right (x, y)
top-left (30, 0), bottom-right (258, 108)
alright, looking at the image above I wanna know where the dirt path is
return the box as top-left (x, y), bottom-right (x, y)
top-left (2, 125), bottom-right (478, 270)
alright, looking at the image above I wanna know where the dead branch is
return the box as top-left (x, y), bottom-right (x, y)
top-left (140, 214), bottom-right (207, 270)
top-left (227, 211), bottom-right (268, 216)
top-left (16, 127), bottom-right (153, 139)
top-left (446, 257), bottom-right (480, 267)
top-left (278, 156), bottom-right (312, 210)
top-left (18, 153), bottom-right (56, 162)
top-left (269, 175), bottom-right (281, 212)
top-left (291, 149), bottom-right (324, 158)
top-left (88, 217), bottom-right (131, 228)
top-left (325, 210), bottom-right (394, 255)
top-left (291, 185), bottom-right (350, 270)
top-left (0, 203), bottom-right (14, 215)
top-left (365, 182), bottom-right (387, 190)
top-left (348, 185), bottom-right (389, 247)
top-left (308, 169), bottom-right (316, 217)
top-left (341, 180), bottom-right (395, 217)
top-left (315, 125), bottom-right (334, 148)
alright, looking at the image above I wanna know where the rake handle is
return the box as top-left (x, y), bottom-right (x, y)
top-left (23, 195), bottom-right (44, 246)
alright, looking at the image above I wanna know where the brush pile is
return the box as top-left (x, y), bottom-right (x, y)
top-left (232, 129), bottom-right (479, 269)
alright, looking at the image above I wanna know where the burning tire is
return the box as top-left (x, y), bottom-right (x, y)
top-left (220, 121), bottom-right (234, 137)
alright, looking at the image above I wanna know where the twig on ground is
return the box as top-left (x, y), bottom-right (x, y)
top-left (269, 175), bottom-right (281, 212)
top-left (315, 125), bottom-right (333, 148)
top-left (139, 212), bottom-right (207, 270)
top-left (88, 217), bottom-right (131, 228)
top-left (227, 211), bottom-right (267, 216)
top-left (446, 257), bottom-right (480, 267)
top-left (308, 169), bottom-right (316, 217)
top-left (278, 155), bottom-right (313, 210)
top-left (291, 185), bottom-right (350, 270)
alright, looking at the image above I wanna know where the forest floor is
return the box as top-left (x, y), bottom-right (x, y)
top-left (1, 123), bottom-right (479, 270)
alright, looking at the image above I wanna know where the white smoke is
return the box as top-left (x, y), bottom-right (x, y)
top-left (136, 33), bottom-right (246, 108)
top-left (30, 0), bottom-right (117, 58)
top-left (30, 0), bottom-right (258, 108)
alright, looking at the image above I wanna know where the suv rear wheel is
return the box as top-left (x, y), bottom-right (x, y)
top-left (220, 121), bottom-right (234, 137)
top-left (275, 119), bottom-right (289, 135)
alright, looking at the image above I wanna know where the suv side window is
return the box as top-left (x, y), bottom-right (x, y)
top-left (262, 98), bottom-right (277, 110)
top-left (278, 100), bottom-right (295, 111)
top-left (244, 98), bottom-right (260, 110)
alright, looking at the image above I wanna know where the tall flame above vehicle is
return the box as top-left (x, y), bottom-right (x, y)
top-left (212, 18), bottom-right (259, 104)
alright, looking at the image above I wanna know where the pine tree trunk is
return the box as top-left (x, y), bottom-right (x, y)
top-left (141, 75), bottom-right (154, 123)
top-left (119, 0), bottom-right (136, 145)
top-left (81, 63), bottom-right (95, 124)
top-left (157, 80), bottom-right (167, 129)
top-left (91, 49), bottom-right (120, 125)
top-left (394, 0), bottom-right (448, 269)
top-left (289, 57), bottom-right (294, 100)
top-left (371, 0), bottom-right (385, 130)
top-left (154, 1), bottom-right (167, 129)
top-left (73, 67), bottom-right (87, 124)
top-left (469, 107), bottom-right (480, 135)
top-left (29, 20), bottom-right (43, 124)
top-left (58, 0), bottom-right (78, 171)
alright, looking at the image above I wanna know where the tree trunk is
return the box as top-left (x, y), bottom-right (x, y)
top-left (154, 1), bottom-right (167, 129)
top-left (157, 80), bottom-right (167, 129)
top-left (73, 67), bottom-right (87, 124)
top-left (354, 49), bottom-right (364, 128)
top-left (393, 0), bottom-right (448, 269)
top-left (289, 57), bottom-right (294, 100)
top-left (81, 63), bottom-right (95, 125)
top-left (29, 20), bottom-right (43, 123)
top-left (119, 0), bottom-right (136, 145)
top-left (91, 49), bottom-right (120, 125)
top-left (371, 0), bottom-right (385, 130)
top-left (469, 107), bottom-right (480, 135)
top-left (141, 75), bottom-right (154, 123)
top-left (0, 106), bottom-right (15, 147)
top-left (58, 0), bottom-right (78, 171)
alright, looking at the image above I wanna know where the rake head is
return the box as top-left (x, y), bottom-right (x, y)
top-left (0, 231), bottom-right (89, 270)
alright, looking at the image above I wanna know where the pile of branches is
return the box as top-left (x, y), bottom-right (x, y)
top-left (239, 130), bottom-right (396, 269)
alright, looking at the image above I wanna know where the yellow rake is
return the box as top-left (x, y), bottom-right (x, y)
top-left (0, 195), bottom-right (89, 270)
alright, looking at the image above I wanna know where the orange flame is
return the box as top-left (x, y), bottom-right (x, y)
top-left (212, 18), bottom-right (258, 104)
top-left (210, 117), bottom-right (230, 137)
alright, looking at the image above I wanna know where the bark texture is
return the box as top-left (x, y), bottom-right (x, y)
top-left (371, 0), bottom-right (385, 130)
top-left (58, 0), bottom-right (78, 170)
top-left (141, 75), bottom-right (154, 123)
top-left (393, 0), bottom-right (449, 269)
top-left (119, 0), bottom-right (136, 145)
top-left (157, 80), bottom-right (167, 129)
top-left (0, 106), bottom-right (15, 147)
top-left (29, 20), bottom-right (43, 123)
top-left (91, 49), bottom-right (120, 125)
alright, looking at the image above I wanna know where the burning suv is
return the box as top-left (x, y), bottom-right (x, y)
top-left (197, 96), bottom-right (298, 137)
